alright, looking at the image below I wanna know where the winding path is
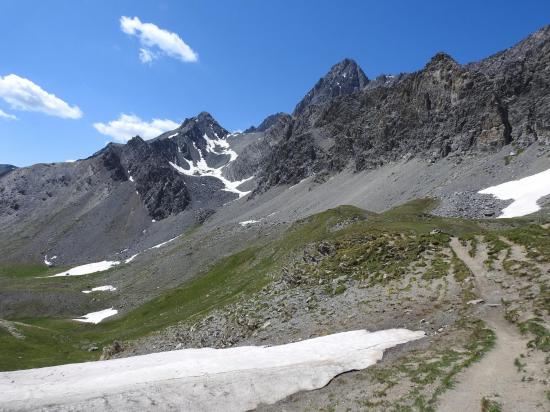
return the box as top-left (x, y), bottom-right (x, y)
top-left (437, 238), bottom-right (545, 411)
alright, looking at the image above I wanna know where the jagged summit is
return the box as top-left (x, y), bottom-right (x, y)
top-left (181, 111), bottom-right (219, 128)
top-left (293, 58), bottom-right (369, 116)
top-left (425, 52), bottom-right (459, 70)
top-left (156, 111), bottom-right (229, 145)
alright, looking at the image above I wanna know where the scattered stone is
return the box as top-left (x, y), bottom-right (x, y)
top-left (100, 341), bottom-right (123, 360)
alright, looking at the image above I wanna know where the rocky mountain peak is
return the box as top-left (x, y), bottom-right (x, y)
top-left (424, 52), bottom-right (460, 71)
top-left (176, 111), bottom-right (229, 143)
top-left (293, 58), bottom-right (369, 116)
top-left (127, 135), bottom-right (147, 147)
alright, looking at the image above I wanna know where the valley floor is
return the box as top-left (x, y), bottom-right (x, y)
top-left (1, 200), bottom-right (550, 410)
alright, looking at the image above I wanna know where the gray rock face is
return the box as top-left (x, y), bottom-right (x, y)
top-left (293, 58), bottom-right (369, 117)
top-left (255, 25), bottom-right (550, 191)
top-left (244, 113), bottom-right (290, 133)
top-left (431, 191), bottom-right (512, 219)
top-left (0, 112), bottom-right (250, 263)
top-left (223, 113), bottom-right (293, 182)
top-left (97, 138), bottom-right (191, 220)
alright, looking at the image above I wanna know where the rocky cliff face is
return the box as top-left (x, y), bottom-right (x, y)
top-left (0, 112), bottom-right (254, 263)
top-left (255, 25), bottom-right (550, 191)
top-left (293, 58), bottom-right (369, 117)
top-left (96, 138), bottom-right (191, 221)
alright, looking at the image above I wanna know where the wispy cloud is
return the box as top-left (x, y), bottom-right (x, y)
top-left (0, 74), bottom-right (82, 119)
top-left (94, 114), bottom-right (179, 143)
top-left (120, 16), bottom-right (198, 63)
top-left (139, 48), bottom-right (156, 63)
top-left (0, 109), bottom-right (17, 120)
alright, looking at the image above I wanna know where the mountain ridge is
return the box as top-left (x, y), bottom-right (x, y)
top-left (1, 24), bottom-right (550, 264)
top-left (254, 24), bottom-right (550, 191)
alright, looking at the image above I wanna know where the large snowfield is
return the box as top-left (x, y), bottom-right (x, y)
top-left (479, 168), bottom-right (550, 218)
top-left (0, 329), bottom-right (424, 411)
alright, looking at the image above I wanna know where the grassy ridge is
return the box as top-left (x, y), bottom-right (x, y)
top-left (0, 205), bottom-right (368, 370)
top-left (1, 199), bottom-right (544, 371)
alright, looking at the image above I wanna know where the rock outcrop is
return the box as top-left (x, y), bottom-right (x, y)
top-left (255, 25), bottom-right (550, 191)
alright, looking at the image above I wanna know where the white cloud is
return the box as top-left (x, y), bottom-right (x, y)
top-left (0, 74), bottom-right (82, 119)
top-left (0, 109), bottom-right (16, 120)
top-left (120, 16), bottom-right (198, 63)
top-left (139, 48), bottom-right (156, 63)
top-left (94, 114), bottom-right (179, 143)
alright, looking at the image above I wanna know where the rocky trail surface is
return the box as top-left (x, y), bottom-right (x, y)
top-left (438, 238), bottom-right (548, 411)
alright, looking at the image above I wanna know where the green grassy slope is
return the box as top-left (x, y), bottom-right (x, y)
top-left (0, 199), bottom-right (547, 371)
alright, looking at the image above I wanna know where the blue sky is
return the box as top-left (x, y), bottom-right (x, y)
top-left (1, 0), bottom-right (549, 166)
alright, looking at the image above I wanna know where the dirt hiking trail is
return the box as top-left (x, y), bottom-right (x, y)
top-left (437, 238), bottom-right (546, 412)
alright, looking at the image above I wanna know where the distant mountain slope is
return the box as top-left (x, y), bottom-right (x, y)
top-left (0, 113), bottom-right (258, 264)
top-left (2, 25), bottom-right (550, 265)
top-left (255, 25), bottom-right (550, 191)
top-left (0, 164), bottom-right (16, 177)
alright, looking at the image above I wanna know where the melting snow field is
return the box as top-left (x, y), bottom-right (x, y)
top-left (44, 232), bottom-right (181, 278)
top-left (169, 133), bottom-right (253, 198)
top-left (0, 329), bottom-right (423, 411)
top-left (82, 285), bottom-right (117, 294)
top-left (72, 308), bottom-right (118, 324)
top-left (479, 168), bottom-right (550, 218)
top-left (46, 260), bottom-right (121, 277)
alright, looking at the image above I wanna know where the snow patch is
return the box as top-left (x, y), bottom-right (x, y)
top-left (73, 308), bottom-right (118, 324)
top-left (124, 254), bottom-right (139, 264)
top-left (479, 168), bottom-right (550, 218)
top-left (46, 261), bottom-right (121, 277)
top-left (202, 133), bottom-right (238, 162)
top-left (82, 285), bottom-right (117, 294)
top-left (167, 132), bottom-right (178, 139)
top-left (169, 143), bottom-right (253, 198)
top-left (45, 234), bottom-right (181, 278)
top-left (167, 132), bottom-right (253, 199)
top-left (151, 235), bottom-right (180, 249)
top-left (239, 220), bottom-right (260, 226)
top-left (129, 175), bottom-right (134, 182)
top-left (0, 329), bottom-right (424, 410)
top-left (44, 255), bottom-right (57, 267)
